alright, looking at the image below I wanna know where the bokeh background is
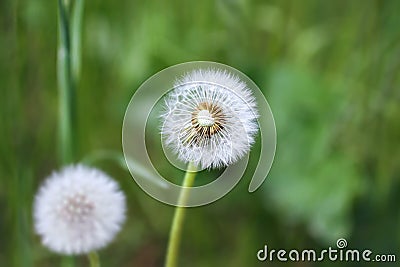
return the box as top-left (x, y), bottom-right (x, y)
top-left (1, 0), bottom-right (400, 266)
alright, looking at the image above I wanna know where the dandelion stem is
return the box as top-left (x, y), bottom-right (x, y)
top-left (88, 252), bottom-right (100, 267)
top-left (71, 0), bottom-right (84, 82)
top-left (57, 0), bottom-right (75, 164)
top-left (57, 0), bottom-right (84, 164)
top-left (165, 162), bottom-right (197, 267)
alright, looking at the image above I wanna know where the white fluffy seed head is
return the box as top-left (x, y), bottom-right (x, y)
top-left (33, 164), bottom-right (126, 255)
top-left (161, 68), bottom-right (259, 169)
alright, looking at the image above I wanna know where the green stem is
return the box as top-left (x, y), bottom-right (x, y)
top-left (71, 0), bottom-right (84, 82)
top-left (57, 0), bottom-right (76, 164)
top-left (88, 252), bottom-right (100, 267)
top-left (165, 162), bottom-right (197, 267)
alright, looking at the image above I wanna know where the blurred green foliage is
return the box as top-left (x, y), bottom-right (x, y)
top-left (1, 0), bottom-right (400, 266)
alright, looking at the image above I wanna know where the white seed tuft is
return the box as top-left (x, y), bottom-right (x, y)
top-left (161, 68), bottom-right (259, 169)
top-left (33, 164), bottom-right (126, 255)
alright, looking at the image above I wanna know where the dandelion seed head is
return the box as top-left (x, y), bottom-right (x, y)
top-left (161, 68), bottom-right (259, 169)
top-left (34, 164), bottom-right (126, 255)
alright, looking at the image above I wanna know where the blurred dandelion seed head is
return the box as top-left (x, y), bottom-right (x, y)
top-left (161, 69), bottom-right (259, 169)
top-left (34, 164), bottom-right (126, 255)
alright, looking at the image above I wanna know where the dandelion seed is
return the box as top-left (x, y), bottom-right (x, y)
top-left (161, 68), bottom-right (259, 169)
top-left (34, 164), bottom-right (126, 255)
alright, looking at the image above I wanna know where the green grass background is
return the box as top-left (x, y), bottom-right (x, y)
top-left (1, 0), bottom-right (400, 266)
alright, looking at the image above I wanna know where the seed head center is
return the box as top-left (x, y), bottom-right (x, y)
top-left (58, 193), bottom-right (94, 223)
top-left (197, 109), bottom-right (215, 127)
